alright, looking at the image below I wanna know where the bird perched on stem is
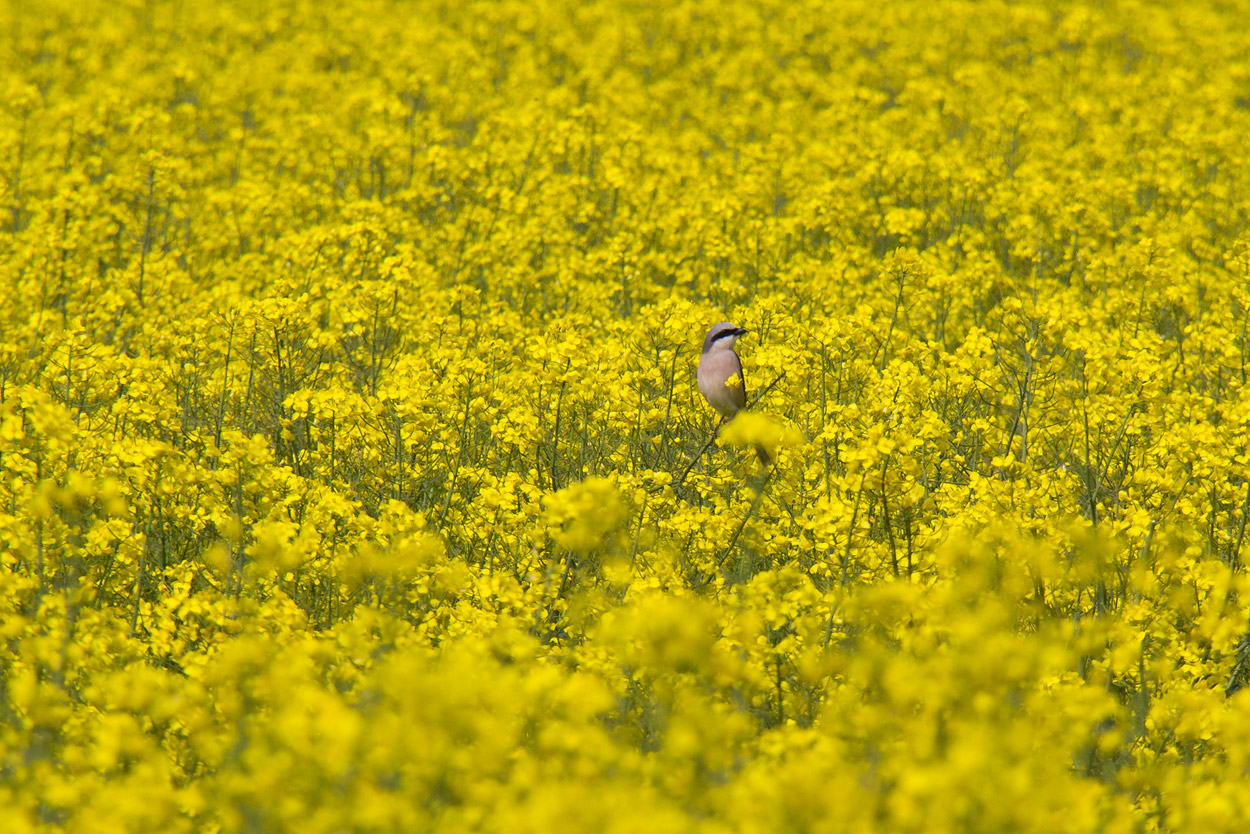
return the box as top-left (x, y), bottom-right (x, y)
top-left (697, 321), bottom-right (770, 466)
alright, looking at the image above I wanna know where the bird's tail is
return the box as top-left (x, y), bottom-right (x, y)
top-left (754, 443), bottom-right (771, 467)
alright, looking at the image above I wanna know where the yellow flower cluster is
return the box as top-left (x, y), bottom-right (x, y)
top-left (4, 0), bottom-right (1250, 830)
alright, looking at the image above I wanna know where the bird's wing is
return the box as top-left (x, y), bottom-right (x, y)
top-left (731, 351), bottom-right (747, 409)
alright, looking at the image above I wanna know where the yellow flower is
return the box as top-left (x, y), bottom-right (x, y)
top-left (542, 477), bottom-right (627, 551)
top-left (719, 412), bottom-right (804, 462)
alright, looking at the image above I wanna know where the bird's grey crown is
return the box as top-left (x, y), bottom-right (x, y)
top-left (702, 321), bottom-right (745, 354)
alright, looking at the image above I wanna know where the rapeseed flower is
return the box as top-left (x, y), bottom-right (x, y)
top-left (4, 0), bottom-right (1250, 830)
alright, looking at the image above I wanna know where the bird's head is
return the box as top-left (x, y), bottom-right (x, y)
top-left (702, 321), bottom-right (748, 354)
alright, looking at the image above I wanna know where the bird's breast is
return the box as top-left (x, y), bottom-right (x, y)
top-left (698, 350), bottom-right (745, 418)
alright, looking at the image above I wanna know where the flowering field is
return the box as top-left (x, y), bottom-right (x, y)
top-left (4, 0), bottom-right (1250, 830)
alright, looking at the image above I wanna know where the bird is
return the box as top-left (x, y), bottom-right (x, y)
top-left (697, 321), bottom-right (770, 466)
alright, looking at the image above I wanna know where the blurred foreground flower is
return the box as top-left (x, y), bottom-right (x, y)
top-left (719, 412), bottom-right (804, 464)
top-left (342, 503), bottom-right (445, 585)
top-left (542, 476), bottom-right (627, 551)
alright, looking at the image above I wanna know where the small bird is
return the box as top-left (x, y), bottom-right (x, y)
top-left (697, 321), bottom-right (770, 465)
